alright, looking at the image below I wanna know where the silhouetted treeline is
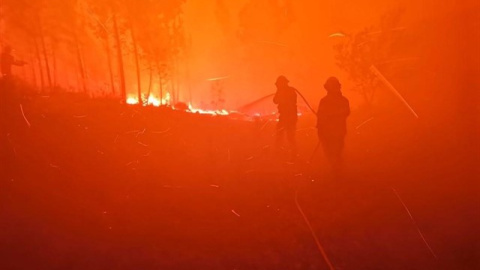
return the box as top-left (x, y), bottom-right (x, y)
top-left (0, 0), bottom-right (186, 103)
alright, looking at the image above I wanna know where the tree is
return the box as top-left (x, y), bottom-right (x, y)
top-left (1, 0), bottom-right (186, 103)
top-left (1, 0), bottom-right (47, 90)
top-left (2, 0), bottom-right (90, 93)
top-left (86, 0), bottom-right (116, 96)
top-left (333, 9), bottom-right (407, 109)
top-left (125, 0), bottom-right (186, 105)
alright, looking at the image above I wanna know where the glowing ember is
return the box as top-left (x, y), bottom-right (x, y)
top-left (207, 76), bottom-right (229, 81)
top-left (329, 32), bottom-right (346, 38)
top-left (187, 103), bottom-right (229, 116)
top-left (20, 104), bottom-right (31, 128)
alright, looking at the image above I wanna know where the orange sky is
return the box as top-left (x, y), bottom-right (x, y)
top-left (180, 0), bottom-right (478, 111)
top-left (183, 0), bottom-right (403, 109)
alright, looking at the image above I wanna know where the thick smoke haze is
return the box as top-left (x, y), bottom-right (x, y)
top-left (183, 0), bottom-right (478, 113)
top-left (1, 0), bottom-right (478, 114)
top-left (0, 1), bottom-right (478, 270)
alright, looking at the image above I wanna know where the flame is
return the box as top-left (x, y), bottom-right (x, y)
top-left (163, 92), bottom-right (172, 105)
top-left (147, 95), bottom-right (161, 106)
top-left (126, 97), bottom-right (138, 105)
top-left (127, 92), bottom-right (172, 107)
top-left (125, 94), bottom-right (230, 116)
top-left (187, 103), bottom-right (229, 116)
top-left (126, 94), bottom-right (300, 120)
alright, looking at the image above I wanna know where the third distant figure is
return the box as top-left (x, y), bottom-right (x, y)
top-left (317, 77), bottom-right (350, 171)
top-left (1, 45), bottom-right (26, 79)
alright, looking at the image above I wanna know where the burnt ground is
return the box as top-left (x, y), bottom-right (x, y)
top-left (0, 94), bottom-right (478, 270)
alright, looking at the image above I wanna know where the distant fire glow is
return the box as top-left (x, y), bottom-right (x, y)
top-left (126, 92), bottom-right (171, 107)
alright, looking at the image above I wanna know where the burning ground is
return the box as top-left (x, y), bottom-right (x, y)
top-left (0, 93), bottom-right (477, 270)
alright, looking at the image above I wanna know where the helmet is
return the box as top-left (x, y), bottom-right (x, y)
top-left (275, 75), bottom-right (289, 86)
top-left (324, 76), bottom-right (341, 91)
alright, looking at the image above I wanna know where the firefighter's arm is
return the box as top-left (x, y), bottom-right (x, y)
top-left (273, 89), bottom-right (281, 104)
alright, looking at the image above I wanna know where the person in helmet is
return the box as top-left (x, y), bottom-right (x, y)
top-left (0, 45), bottom-right (26, 113)
top-left (317, 77), bottom-right (350, 170)
top-left (0, 45), bottom-right (26, 179)
top-left (273, 75), bottom-right (298, 158)
top-left (1, 45), bottom-right (26, 78)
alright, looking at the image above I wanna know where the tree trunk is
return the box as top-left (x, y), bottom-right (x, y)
top-left (160, 77), bottom-right (163, 105)
top-left (155, 59), bottom-right (163, 105)
top-left (33, 37), bottom-right (45, 93)
top-left (130, 24), bottom-right (142, 105)
top-left (29, 53), bottom-right (38, 90)
top-left (113, 14), bottom-right (126, 102)
top-left (105, 35), bottom-right (115, 96)
top-left (146, 59), bottom-right (153, 102)
top-left (52, 45), bottom-right (57, 88)
top-left (40, 40), bottom-right (52, 89)
top-left (38, 21), bottom-right (53, 89)
top-left (172, 57), bottom-right (177, 104)
top-left (74, 33), bottom-right (87, 94)
top-left (185, 35), bottom-right (192, 104)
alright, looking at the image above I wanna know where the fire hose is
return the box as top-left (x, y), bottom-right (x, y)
top-left (294, 89), bottom-right (317, 115)
top-left (292, 89), bottom-right (322, 163)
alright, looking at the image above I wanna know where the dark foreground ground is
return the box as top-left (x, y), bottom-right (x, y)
top-left (0, 94), bottom-right (478, 270)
